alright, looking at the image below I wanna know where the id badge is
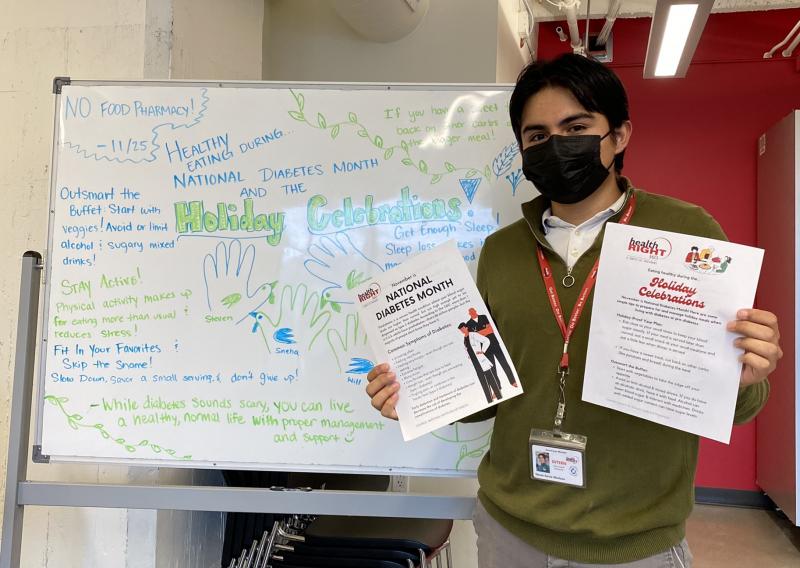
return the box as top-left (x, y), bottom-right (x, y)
top-left (530, 428), bottom-right (587, 488)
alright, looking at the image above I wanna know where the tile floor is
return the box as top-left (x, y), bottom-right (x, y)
top-left (687, 504), bottom-right (800, 567)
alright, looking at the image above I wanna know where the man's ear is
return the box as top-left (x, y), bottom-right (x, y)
top-left (613, 120), bottom-right (633, 155)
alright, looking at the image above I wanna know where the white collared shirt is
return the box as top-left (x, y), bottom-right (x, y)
top-left (541, 191), bottom-right (627, 270)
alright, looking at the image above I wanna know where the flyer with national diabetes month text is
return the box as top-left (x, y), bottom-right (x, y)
top-left (354, 241), bottom-right (522, 441)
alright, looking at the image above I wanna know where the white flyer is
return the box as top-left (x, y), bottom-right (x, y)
top-left (582, 223), bottom-right (764, 443)
top-left (354, 241), bottom-right (522, 441)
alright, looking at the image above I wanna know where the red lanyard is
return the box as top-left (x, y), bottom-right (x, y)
top-left (536, 193), bottom-right (637, 372)
top-left (537, 193), bottom-right (637, 433)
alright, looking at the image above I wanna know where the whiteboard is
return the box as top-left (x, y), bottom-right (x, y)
top-left (39, 81), bottom-right (528, 475)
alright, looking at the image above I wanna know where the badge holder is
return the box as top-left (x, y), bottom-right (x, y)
top-left (530, 428), bottom-right (587, 488)
top-left (529, 366), bottom-right (588, 488)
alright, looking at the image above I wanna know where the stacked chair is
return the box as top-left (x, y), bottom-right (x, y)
top-left (224, 474), bottom-right (453, 568)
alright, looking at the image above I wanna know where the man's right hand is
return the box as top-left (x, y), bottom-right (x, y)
top-left (366, 363), bottom-right (399, 420)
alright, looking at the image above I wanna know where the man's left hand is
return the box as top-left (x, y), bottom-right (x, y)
top-left (728, 309), bottom-right (783, 387)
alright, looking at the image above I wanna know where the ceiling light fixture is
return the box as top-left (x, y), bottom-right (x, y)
top-left (643, 0), bottom-right (714, 79)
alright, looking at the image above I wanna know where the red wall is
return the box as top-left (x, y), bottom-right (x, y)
top-left (538, 10), bottom-right (800, 490)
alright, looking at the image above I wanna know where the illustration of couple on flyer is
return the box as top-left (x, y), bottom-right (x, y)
top-left (457, 308), bottom-right (519, 404)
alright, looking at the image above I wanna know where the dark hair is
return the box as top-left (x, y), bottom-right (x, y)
top-left (509, 54), bottom-right (630, 171)
top-left (458, 323), bottom-right (468, 330)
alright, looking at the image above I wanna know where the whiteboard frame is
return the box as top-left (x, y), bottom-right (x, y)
top-left (5, 252), bottom-right (476, 568)
top-left (37, 79), bottom-right (513, 475)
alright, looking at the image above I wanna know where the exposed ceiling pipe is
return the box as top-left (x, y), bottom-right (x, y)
top-left (595, 0), bottom-right (622, 48)
top-left (763, 19), bottom-right (800, 58)
top-left (782, 29), bottom-right (800, 57)
top-left (563, 4), bottom-right (585, 54)
top-left (331, 0), bottom-right (429, 43)
top-left (521, 0), bottom-right (537, 60)
top-left (584, 0), bottom-right (591, 53)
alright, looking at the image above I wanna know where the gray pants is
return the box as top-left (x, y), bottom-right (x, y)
top-left (474, 500), bottom-right (693, 568)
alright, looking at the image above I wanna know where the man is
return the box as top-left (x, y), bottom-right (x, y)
top-left (366, 54), bottom-right (782, 567)
top-left (535, 453), bottom-right (550, 474)
top-left (465, 307), bottom-right (518, 388)
top-left (459, 322), bottom-right (503, 403)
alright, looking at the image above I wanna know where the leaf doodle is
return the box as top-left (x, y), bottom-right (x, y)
top-left (492, 144), bottom-right (519, 178)
top-left (345, 269), bottom-right (369, 290)
top-left (291, 89), bottom-right (305, 111)
top-left (221, 293), bottom-right (242, 309)
top-left (44, 395), bottom-right (192, 460)
top-left (287, 91), bottom-right (490, 185)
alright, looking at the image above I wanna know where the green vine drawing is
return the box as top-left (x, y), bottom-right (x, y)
top-left (288, 90), bottom-right (493, 184)
top-left (44, 395), bottom-right (192, 460)
top-left (431, 422), bottom-right (493, 470)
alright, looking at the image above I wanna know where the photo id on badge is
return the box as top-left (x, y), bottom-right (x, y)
top-left (530, 429), bottom-right (587, 488)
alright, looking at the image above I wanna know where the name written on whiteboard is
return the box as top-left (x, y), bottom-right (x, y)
top-left (174, 198), bottom-right (285, 245)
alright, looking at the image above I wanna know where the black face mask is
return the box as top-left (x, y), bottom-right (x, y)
top-left (521, 132), bottom-right (614, 204)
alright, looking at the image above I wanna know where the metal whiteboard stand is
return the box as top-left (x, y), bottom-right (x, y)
top-left (1, 252), bottom-right (476, 568)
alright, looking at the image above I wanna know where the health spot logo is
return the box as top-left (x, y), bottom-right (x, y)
top-left (357, 282), bottom-right (381, 305)
top-left (627, 237), bottom-right (672, 259)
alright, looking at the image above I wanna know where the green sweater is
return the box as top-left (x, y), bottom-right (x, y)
top-left (465, 181), bottom-right (769, 563)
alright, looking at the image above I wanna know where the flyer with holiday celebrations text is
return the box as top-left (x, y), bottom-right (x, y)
top-left (583, 223), bottom-right (763, 443)
top-left (353, 241), bottom-right (522, 441)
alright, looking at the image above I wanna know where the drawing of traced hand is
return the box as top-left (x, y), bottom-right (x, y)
top-left (248, 283), bottom-right (332, 355)
top-left (326, 312), bottom-right (370, 371)
top-left (304, 233), bottom-right (383, 305)
top-left (203, 240), bottom-right (276, 324)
